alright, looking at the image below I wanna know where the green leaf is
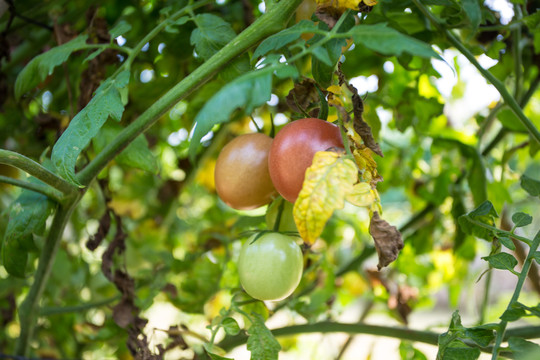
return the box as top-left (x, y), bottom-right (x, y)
top-left (462, 0), bottom-right (482, 30)
top-left (533, 251), bottom-right (540, 264)
top-left (463, 327), bottom-right (494, 347)
top-left (189, 13), bottom-right (249, 81)
top-left (1, 187), bottom-right (55, 277)
top-left (441, 344), bottom-right (481, 360)
top-left (521, 174), bottom-right (540, 196)
top-left (188, 67), bottom-right (275, 161)
top-left (433, 138), bottom-right (486, 206)
top-left (312, 46), bottom-right (332, 66)
top-left (51, 70), bottom-right (130, 186)
top-left (501, 304), bottom-right (527, 323)
top-left (203, 343), bottom-right (233, 360)
top-left (252, 20), bottom-right (318, 60)
top-left (522, 10), bottom-right (540, 29)
top-left (508, 338), bottom-right (540, 359)
top-left (246, 313), bottom-right (281, 360)
top-left (310, 13), bottom-right (355, 87)
top-left (93, 121), bottom-right (158, 174)
top-left (84, 48), bottom-right (107, 63)
top-left (109, 20), bottom-right (132, 38)
top-left (482, 252), bottom-right (518, 271)
top-left (458, 201), bottom-right (498, 240)
top-left (222, 317), bottom-right (241, 336)
top-left (498, 236), bottom-right (516, 251)
top-left (512, 212), bottom-right (532, 228)
top-left (206, 352), bottom-right (233, 360)
top-left (349, 23), bottom-right (442, 59)
top-left (15, 35), bottom-right (90, 99)
top-left (191, 14), bottom-right (237, 61)
top-left (399, 341), bottom-right (428, 360)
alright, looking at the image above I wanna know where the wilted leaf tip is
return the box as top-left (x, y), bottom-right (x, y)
top-left (369, 211), bottom-right (403, 270)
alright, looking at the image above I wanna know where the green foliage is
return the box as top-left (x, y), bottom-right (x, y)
top-left (2, 186), bottom-right (55, 277)
top-left (93, 121), bottom-right (158, 174)
top-left (246, 313), bottom-right (281, 360)
top-left (51, 70), bottom-right (130, 186)
top-left (14, 36), bottom-right (91, 99)
top-left (349, 23), bottom-right (442, 59)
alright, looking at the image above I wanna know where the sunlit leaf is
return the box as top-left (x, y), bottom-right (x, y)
top-left (293, 151), bottom-right (357, 244)
top-left (346, 182), bottom-right (376, 207)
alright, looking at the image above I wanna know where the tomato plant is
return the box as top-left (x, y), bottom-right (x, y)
top-left (238, 232), bottom-right (303, 301)
top-left (268, 118), bottom-right (344, 202)
top-left (2, 1), bottom-right (540, 359)
top-left (214, 133), bottom-right (276, 210)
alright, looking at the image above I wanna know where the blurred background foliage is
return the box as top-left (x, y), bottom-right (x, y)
top-left (1, 0), bottom-right (539, 359)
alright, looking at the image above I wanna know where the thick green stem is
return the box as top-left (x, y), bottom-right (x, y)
top-left (491, 230), bottom-right (540, 359)
top-left (40, 295), bottom-right (121, 316)
top-left (0, 175), bottom-right (63, 202)
top-left (218, 321), bottom-right (540, 352)
top-left (0, 149), bottom-right (77, 195)
top-left (411, 0), bottom-right (540, 145)
top-left (76, 0), bottom-right (305, 185)
top-left (15, 202), bottom-right (79, 356)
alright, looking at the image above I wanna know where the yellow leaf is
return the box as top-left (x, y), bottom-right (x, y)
top-left (293, 151), bottom-right (357, 243)
top-left (353, 147), bottom-right (382, 185)
top-left (327, 85), bottom-right (342, 95)
top-left (328, 96), bottom-right (344, 107)
top-left (346, 182), bottom-right (375, 207)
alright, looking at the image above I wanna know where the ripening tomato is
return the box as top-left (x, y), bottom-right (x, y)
top-left (214, 133), bottom-right (277, 210)
top-left (238, 232), bottom-right (303, 301)
top-left (268, 118), bottom-right (344, 203)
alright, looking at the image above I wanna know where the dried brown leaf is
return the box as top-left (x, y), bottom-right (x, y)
top-left (315, 4), bottom-right (343, 29)
top-left (337, 64), bottom-right (383, 157)
top-left (286, 78), bottom-right (320, 114)
top-left (369, 212), bottom-right (403, 270)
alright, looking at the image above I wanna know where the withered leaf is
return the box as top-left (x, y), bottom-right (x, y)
top-left (348, 84), bottom-right (383, 157)
top-left (86, 210), bottom-right (111, 250)
top-left (337, 64), bottom-right (383, 157)
top-left (315, 4), bottom-right (343, 29)
top-left (369, 212), bottom-right (403, 270)
top-left (113, 298), bottom-right (137, 328)
top-left (286, 78), bottom-right (320, 114)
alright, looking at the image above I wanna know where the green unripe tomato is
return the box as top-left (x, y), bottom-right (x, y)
top-left (265, 198), bottom-right (297, 233)
top-left (238, 232), bottom-right (303, 301)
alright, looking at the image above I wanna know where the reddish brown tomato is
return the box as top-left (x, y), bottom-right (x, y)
top-left (214, 133), bottom-right (277, 210)
top-left (268, 118), bottom-right (344, 203)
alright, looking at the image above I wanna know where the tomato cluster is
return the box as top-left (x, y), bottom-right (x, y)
top-left (213, 118), bottom-right (343, 300)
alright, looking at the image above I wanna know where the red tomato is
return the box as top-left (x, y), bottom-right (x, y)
top-left (268, 118), bottom-right (344, 203)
